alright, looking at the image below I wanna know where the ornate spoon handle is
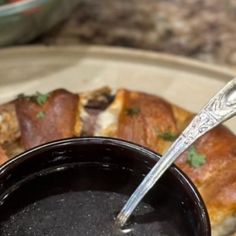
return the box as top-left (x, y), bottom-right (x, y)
top-left (116, 78), bottom-right (236, 226)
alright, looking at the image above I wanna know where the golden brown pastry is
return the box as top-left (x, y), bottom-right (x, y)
top-left (0, 102), bottom-right (20, 145)
top-left (0, 87), bottom-right (235, 236)
top-left (15, 89), bottom-right (78, 149)
top-left (0, 146), bottom-right (8, 165)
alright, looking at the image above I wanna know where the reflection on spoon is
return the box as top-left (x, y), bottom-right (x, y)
top-left (116, 78), bottom-right (236, 226)
top-left (120, 227), bottom-right (134, 234)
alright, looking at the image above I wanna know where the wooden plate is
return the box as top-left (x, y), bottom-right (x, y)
top-left (0, 45), bottom-right (235, 132)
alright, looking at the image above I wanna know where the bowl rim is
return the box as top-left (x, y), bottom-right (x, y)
top-left (0, 136), bottom-right (211, 235)
top-left (0, 0), bottom-right (48, 17)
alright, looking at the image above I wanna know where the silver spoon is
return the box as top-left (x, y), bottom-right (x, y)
top-left (116, 78), bottom-right (236, 227)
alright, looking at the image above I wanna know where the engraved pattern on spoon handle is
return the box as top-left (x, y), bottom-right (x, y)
top-left (116, 78), bottom-right (236, 227)
top-left (181, 78), bottom-right (236, 145)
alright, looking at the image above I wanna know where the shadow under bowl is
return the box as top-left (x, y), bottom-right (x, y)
top-left (0, 137), bottom-right (211, 235)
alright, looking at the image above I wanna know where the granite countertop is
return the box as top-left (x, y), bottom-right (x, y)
top-left (37, 0), bottom-right (236, 69)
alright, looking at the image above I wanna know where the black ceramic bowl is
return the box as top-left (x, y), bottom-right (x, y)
top-left (0, 137), bottom-right (210, 236)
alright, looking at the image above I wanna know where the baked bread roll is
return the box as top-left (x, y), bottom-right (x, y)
top-left (0, 88), bottom-right (235, 236)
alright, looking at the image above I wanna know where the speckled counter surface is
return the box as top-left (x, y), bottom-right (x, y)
top-left (36, 0), bottom-right (236, 69)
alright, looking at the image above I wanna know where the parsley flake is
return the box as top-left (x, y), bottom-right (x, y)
top-left (157, 131), bottom-right (177, 142)
top-left (125, 107), bottom-right (140, 116)
top-left (17, 92), bottom-right (49, 106)
top-left (36, 111), bottom-right (45, 119)
top-left (187, 146), bottom-right (206, 168)
top-left (31, 92), bottom-right (49, 106)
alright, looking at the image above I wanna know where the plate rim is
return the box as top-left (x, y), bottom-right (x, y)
top-left (1, 45), bottom-right (235, 81)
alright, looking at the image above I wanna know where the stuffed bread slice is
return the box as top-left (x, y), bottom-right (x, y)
top-left (0, 88), bottom-right (235, 236)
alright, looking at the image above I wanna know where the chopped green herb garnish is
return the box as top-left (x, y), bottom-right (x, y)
top-left (157, 131), bottom-right (177, 142)
top-left (36, 111), bottom-right (45, 119)
top-left (31, 92), bottom-right (49, 106)
top-left (125, 107), bottom-right (140, 116)
top-left (17, 92), bottom-right (49, 106)
top-left (187, 146), bottom-right (206, 168)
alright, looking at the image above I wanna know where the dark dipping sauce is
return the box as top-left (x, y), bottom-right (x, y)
top-left (0, 138), bottom-right (209, 236)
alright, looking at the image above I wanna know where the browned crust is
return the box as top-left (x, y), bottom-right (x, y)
top-left (15, 89), bottom-right (78, 149)
top-left (0, 146), bottom-right (8, 165)
top-left (116, 89), bottom-right (180, 154)
top-left (0, 102), bottom-right (20, 145)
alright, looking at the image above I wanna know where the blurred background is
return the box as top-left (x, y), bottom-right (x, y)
top-left (1, 0), bottom-right (236, 69)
